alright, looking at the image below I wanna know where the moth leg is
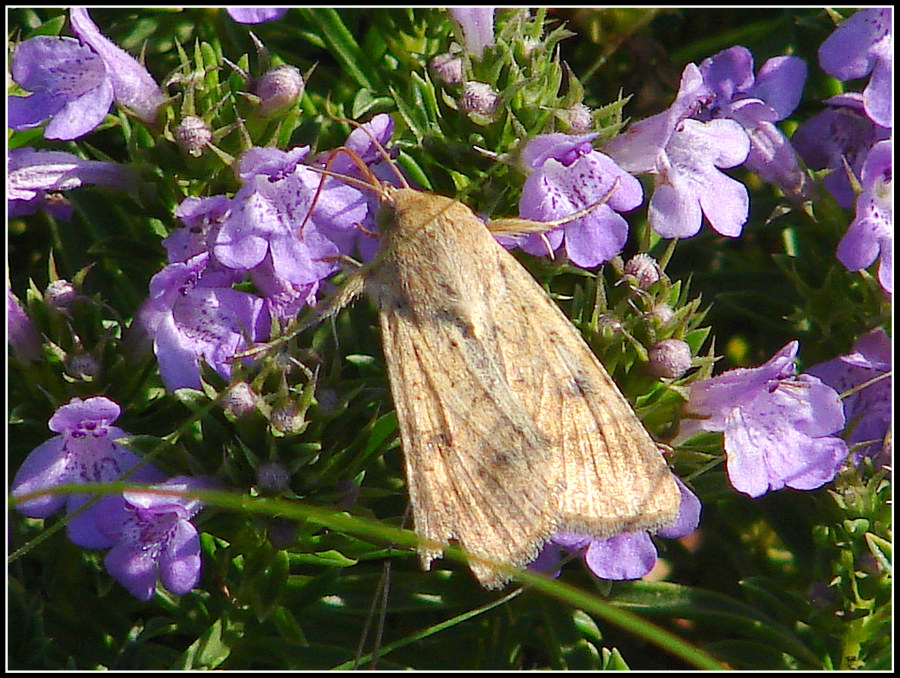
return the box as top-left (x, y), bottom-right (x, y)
top-left (231, 266), bottom-right (369, 361)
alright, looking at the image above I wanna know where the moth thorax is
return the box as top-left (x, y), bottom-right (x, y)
top-left (381, 189), bottom-right (461, 237)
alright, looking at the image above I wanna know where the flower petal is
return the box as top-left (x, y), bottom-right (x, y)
top-left (10, 437), bottom-right (71, 517)
top-left (159, 521), bottom-right (202, 595)
top-left (105, 544), bottom-right (158, 601)
top-left (584, 532), bottom-right (658, 580)
top-left (69, 8), bottom-right (165, 123)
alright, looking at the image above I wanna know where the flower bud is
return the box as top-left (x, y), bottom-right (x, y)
top-left (256, 461), bottom-right (291, 493)
top-left (45, 279), bottom-right (79, 311)
top-left (459, 81), bottom-right (498, 117)
top-left (650, 302), bottom-right (675, 325)
top-left (223, 381), bottom-right (258, 418)
top-left (430, 53), bottom-right (463, 85)
top-left (597, 315), bottom-right (623, 336)
top-left (256, 64), bottom-right (304, 116)
top-left (66, 351), bottom-right (100, 380)
top-left (648, 338), bottom-right (692, 379)
top-left (175, 115), bottom-right (212, 156)
top-left (270, 403), bottom-right (305, 434)
top-left (563, 103), bottom-right (593, 133)
top-left (623, 253), bottom-right (661, 290)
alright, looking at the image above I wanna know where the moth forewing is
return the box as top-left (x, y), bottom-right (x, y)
top-left (503, 274), bottom-right (682, 536)
top-left (369, 190), bottom-right (566, 588)
top-left (367, 186), bottom-right (680, 587)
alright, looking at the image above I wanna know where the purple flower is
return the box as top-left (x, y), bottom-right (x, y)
top-left (164, 195), bottom-right (232, 263)
top-left (605, 64), bottom-right (750, 239)
top-left (324, 113), bottom-right (397, 179)
top-left (8, 35), bottom-right (114, 140)
top-left (697, 46), bottom-right (809, 201)
top-left (227, 8), bottom-right (288, 24)
top-left (136, 253), bottom-right (269, 391)
top-left (9, 147), bottom-right (134, 220)
top-left (213, 146), bottom-right (368, 286)
top-left (531, 478), bottom-right (701, 580)
top-left (449, 8), bottom-right (495, 61)
top-left (791, 93), bottom-right (891, 209)
top-left (69, 8), bottom-right (165, 125)
top-left (8, 288), bottom-right (43, 363)
top-left (315, 113), bottom-right (400, 262)
top-left (10, 396), bottom-right (166, 548)
top-left (679, 341), bottom-right (848, 498)
top-left (807, 328), bottom-right (892, 467)
top-left (96, 475), bottom-right (206, 601)
top-left (835, 139), bottom-right (892, 294)
top-left (509, 132), bottom-right (643, 268)
top-left (249, 257), bottom-right (320, 325)
top-left (818, 8), bottom-right (892, 128)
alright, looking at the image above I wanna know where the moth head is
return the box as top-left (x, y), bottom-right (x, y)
top-left (300, 115), bottom-right (413, 235)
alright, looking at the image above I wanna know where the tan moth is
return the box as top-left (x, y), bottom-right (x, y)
top-left (294, 120), bottom-right (682, 588)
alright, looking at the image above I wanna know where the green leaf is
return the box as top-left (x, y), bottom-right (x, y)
top-left (608, 581), bottom-right (820, 667)
top-left (181, 618), bottom-right (231, 669)
top-left (297, 9), bottom-right (384, 92)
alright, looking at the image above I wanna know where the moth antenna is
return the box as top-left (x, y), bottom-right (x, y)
top-left (326, 144), bottom-right (382, 190)
top-left (298, 145), bottom-right (385, 234)
top-left (550, 176), bottom-right (622, 227)
top-left (327, 112), bottom-right (411, 189)
top-left (485, 176), bottom-right (623, 235)
top-left (305, 162), bottom-right (382, 194)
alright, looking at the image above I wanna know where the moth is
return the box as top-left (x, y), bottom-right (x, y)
top-left (303, 123), bottom-right (682, 588)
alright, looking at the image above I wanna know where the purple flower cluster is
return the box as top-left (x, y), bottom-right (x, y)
top-left (514, 42), bottom-right (809, 264)
top-left (11, 396), bottom-right (207, 600)
top-left (8, 8), bottom-right (892, 598)
top-left (135, 115), bottom-right (393, 391)
top-left (7, 9), bottom-right (159, 220)
top-left (793, 8), bottom-right (893, 294)
top-left (518, 11), bottom-right (891, 291)
top-left (603, 62), bottom-right (751, 240)
top-left (6, 9), bottom-right (394, 393)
